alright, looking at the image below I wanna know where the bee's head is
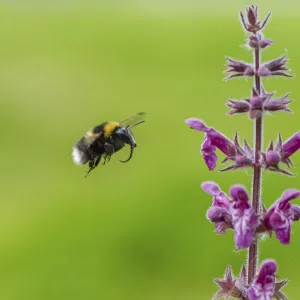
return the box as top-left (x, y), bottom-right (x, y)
top-left (114, 120), bottom-right (145, 163)
top-left (114, 127), bottom-right (136, 147)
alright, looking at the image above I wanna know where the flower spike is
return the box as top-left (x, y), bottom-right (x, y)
top-left (186, 6), bottom-right (296, 299)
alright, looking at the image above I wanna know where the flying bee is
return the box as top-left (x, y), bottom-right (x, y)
top-left (72, 112), bottom-right (146, 177)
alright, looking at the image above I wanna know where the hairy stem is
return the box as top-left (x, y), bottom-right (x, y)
top-left (248, 47), bottom-right (263, 285)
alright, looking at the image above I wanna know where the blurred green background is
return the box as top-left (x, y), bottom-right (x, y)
top-left (1, 1), bottom-right (300, 299)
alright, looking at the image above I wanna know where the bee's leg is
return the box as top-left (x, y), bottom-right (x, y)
top-left (102, 143), bottom-right (114, 165)
top-left (94, 156), bottom-right (101, 167)
top-left (104, 143), bottom-right (115, 155)
top-left (85, 157), bottom-right (101, 177)
top-left (102, 154), bottom-right (112, 165)
top-left (85, 163), bottom-right (94, 177)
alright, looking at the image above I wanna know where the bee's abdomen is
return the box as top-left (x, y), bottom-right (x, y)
top-left (72, 147), bottom-right (88, 165)
top-left (72, 136), bottom-right (105, 165)
top-left (72, 139), bottom-right (90, 165)
top-left (72, 137), bottom-right (92, 165)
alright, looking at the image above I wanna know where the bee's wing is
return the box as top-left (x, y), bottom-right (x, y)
top-left (119, 112), bottom-right (146, 128)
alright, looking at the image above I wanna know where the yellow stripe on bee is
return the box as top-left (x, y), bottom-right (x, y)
top-left (104, 121), bottom-right (119, 137)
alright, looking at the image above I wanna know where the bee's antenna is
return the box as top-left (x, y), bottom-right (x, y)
top-left (129, 120), bottom-right (146, 129)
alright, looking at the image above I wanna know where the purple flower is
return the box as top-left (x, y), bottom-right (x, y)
top-left (264, 189), bottom-right (300, 244)
top-left (225, 57), bottom-right (254, 80)
top-left (248, 260), bottom-right (277, 300)
top-left (240, 6), bottom-right (271, 33)
top-left (186, 118), bottom-right (235, 170)
top-left (202, 181), bottom-right (232, 234)
top-left (264, 149), bottom-right (281, 167)
top-left (230, 185), bottom-right (258, 248)
top-left (263, 132), bottom-right (300, 175)
top-left (258, 56), bottom-right (292, 77)
top-left (281, 132), bottom-right (300, 160)
top-left (186, 119), bottom-right (255, 171)
top-left (292, 205), bottom-right (300, 221)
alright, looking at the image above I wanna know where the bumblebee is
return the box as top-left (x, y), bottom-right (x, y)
top-left (72, 112), bottom-right (145, 176)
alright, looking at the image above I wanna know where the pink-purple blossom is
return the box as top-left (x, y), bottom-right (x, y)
top-left (264, 189), bottom-right (300, 244)
top-left (186, 6), bottom-right (295, 299)
top-left (230, 185), bottom-right (258, 248)
top-left (263, 132), bottom-right (300, 174)
top-left (281, 132), bottom-right (300, 160)
top-left (186, 119), bottom-right (255, 171)
top-left (248, 260), bottom-right (277, 300)
top-left (185, 118), bottom-right (235, 170)
top-left (202, 182), bottom-right (259, 248)
top-left (202, 181), bottom-right (232, 234)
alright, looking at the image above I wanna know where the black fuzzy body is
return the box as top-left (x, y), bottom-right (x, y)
top-left (73, 122), bottom-right (128, 175)
top-left (73, 113), bottom-right (145, 176)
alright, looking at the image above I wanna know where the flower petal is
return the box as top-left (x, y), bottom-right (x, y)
top-left (186, 118), bottom-right (236, 170)
top-left (201, 136), bottom-right (217, 170)
top-left (230, 185), bottom-right (258, 248)
top-left (201, 181), bottom-right (221, 196)
top-left (292, 205), bottom-right (300, 221)
top-left (265, 189), bottom-right (300, 244)
top-left (185, 118), bottom-right (209, 132)
top-left (207, 206), bottom-right (231, 224)
top-left (230, 185), bottom-right (249, 203)
top-left (280, 189), bottom-right (300, 202)
top-left (274, 226), bottom-right (291, 245)
top-left (201, 181), bottom-right (230, 209)
top-left (281, 132), bottom-right (300, 159)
